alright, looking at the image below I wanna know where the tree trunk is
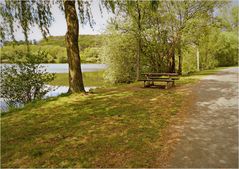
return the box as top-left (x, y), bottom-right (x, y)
top-left (136, 0), bottom-right (141, 81)
top-left (171, 48), bottom-right (175, 73)
top-left (168, 45), bottom-right (175, 73)
top-left (196, 47), bottom-right (200, 71)
top-left (64, 0), bottom-right (85, 93)
top-left (136, 37), bottom-right (141, 80)
top-left (178, 43), bottom-right (182, 75)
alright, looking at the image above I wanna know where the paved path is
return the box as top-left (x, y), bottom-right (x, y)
top-left (168, 67), bottom-right (238, 168)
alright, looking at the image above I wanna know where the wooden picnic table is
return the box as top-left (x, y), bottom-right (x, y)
top-left (141, 73), bottom-right (179, 76)
top-left (139, 72), bottom-right (180, 89)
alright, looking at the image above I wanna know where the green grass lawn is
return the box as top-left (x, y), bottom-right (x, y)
top-left (1, 67), bottom-right (228, 168)
top-left (49, 67), bottom-right (231, 87)
top-left (49, 71), bottom-right (105, 87)
top-left (189, 66), bottom-right (231, 76)
top-left (1, 84), bottom-right (190, 168)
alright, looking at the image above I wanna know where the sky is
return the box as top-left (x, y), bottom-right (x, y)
top-left (7, 0), bottom-right (239, 41)
top-left (14, 1), bottom-right (112, 41)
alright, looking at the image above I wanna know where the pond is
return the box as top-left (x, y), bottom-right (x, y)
top-left (0, 63), bottom-right (107, 112)
top-left (0, 63), bottom-right (108, 73)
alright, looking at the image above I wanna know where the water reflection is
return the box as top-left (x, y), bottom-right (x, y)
top-left (45, 86), bottom-right (96, 97)
top-left (0, 64), bottom-right (107, 73)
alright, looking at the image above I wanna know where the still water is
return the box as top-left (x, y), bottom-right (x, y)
top-left (1, 63), bottom-right (108, 73)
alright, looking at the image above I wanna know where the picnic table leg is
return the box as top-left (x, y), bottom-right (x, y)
top-left (144, 81), bottom-right (148, 87)
top-left (145, 81), bottom-right (150, 87)
top-left (151, 81), bottom-right (154, 86)
top-left (166, 82), bottom-right (172, 89)
top-left (172, 81), bottom-right (175, 87)
top-left (165, 82), bottom-right (168, 89)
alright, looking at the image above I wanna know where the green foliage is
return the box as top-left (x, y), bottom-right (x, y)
top-left (101, 33), bottom-right (137, 83)
top-left (102, 0), bottom-right (237, 84)
top-left (81, 47), bottom-right (101, 63)
top-left (181, 46), bottom-right (198, 74)
top-left (0, 51), bottom-right (55, 106)
top-left (1, 35), bottom-right (105, 63)
top-left (141, 28), bottom-right (172, 73)
top-left (0, 45), bottom-right (67, 63)
top-left (215, 31), bottom-right (238, 66)
top-left (212, 5), bottom-right (239, 67)
top-left (37, 36), bottom-right (66, 47)
top-left (0, 0), bottom-right (53, 41)
top-left (38, 35), bottom-right (105, 50)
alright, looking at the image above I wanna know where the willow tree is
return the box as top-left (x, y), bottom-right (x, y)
top-left (0, 0), bottom-right (103, 93)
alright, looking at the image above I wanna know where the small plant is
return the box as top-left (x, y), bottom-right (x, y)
top-left (0, 51), bottom-right (55, 107)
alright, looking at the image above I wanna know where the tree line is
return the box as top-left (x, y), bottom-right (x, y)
top-left (1, 35), bottom-right (104, 63)
top-left (101, 0), bottom-right (238, 83)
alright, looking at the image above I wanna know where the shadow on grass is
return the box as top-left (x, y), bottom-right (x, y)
top-left (1, 82), bottom-right (185, 166)
top-left (3, 67), bottom-right (233, 167)
top-left (1, 92), bottom-right (72, 117)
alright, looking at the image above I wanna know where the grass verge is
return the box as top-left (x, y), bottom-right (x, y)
top-left (49, 71), bottom-right (105, 87)
top-left (1, 84), bottom-right (191, 168)
top-left (49, 67), bottom-right (231, 87)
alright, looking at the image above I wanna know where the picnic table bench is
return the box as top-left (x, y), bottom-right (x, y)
top-left (138, 73), bottom-right (180, 89)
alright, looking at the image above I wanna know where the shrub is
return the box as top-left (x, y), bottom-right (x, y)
top-left (215, 31), bottom-right (238, 66)
top-left (0, 51), bottom-right (55, 107)
top-left (101, 33), bottom-right (137, 84)
top-left (81, 47), bottom-right (101, 63)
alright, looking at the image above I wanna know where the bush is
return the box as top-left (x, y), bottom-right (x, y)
top-left (0, 51), bottom-right (55, 107)
top-left (81, 47), bottom-right (101, 63)
top-left (215, 31), bottom-right (238, 66)
top-left (101, 33), bottom-right (137, 84)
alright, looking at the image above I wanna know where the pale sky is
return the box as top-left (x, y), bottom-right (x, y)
top-left (14, 0), bottom-right (112, 41)
top-left (8, 0), bottom-right (239, 41)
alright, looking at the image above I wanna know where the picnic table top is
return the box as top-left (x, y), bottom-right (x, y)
top-left (141, 73), bottom-right (179, 76)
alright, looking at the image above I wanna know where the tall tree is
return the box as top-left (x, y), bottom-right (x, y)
top-left (107, 0), bottom-right (158, 80)
top-left (64, 1), bottom-right (84, 92)
top-left (127, 0), bottom-right (143, 80)
top-left (0, 0), bottom-right (98, 93)
top-left (154, 0), bottom-right (225, 74)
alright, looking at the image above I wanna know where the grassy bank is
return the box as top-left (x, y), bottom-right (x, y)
top-left (1, 67), bottom-right (228, 168)
top-left (49, 71), bottom-right (105, 87)
top-left (189, 67), bottom-right (231, 76)
top-left (1, 85), bottom-right (191, 168)
top-left (49, 67), bottom-right (230, 87)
